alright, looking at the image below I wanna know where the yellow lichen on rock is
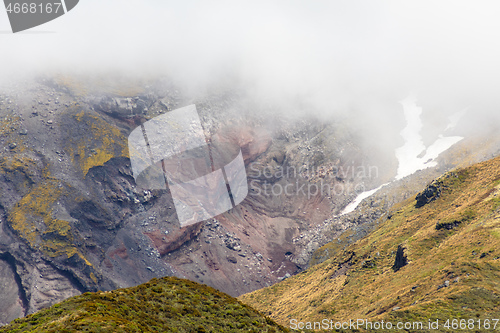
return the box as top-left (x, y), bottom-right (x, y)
top-left (0, 155), bottom-right (37, 190)
top-left (42, 239), bottom-right (77, 257)
top-left (8, 180), bottom-right (61, 247)
top-left (65, 110), bottom-right (129, 176)
top-left (7, 179), bottom-right (93, 268)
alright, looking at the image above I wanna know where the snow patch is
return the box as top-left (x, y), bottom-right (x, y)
top-left (340, 183), bottom-right (389, 216)
top-left (338, 95), bottom-right (464, 215)
top-left (395, 95), bottom-right (464, 180)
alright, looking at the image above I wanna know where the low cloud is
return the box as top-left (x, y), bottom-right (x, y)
top-left (1, 0), bottom-right (500, 147)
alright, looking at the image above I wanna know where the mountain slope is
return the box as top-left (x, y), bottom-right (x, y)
top-left (240, 155), bottom-right (500, 331)
top-left (0, 276), bottom-right (288, 333)
top-left (0, 76), bottom-right (377, 323)
top-left (2, 75), bottom-right (499, 325)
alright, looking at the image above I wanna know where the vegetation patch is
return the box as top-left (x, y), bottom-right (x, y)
top-left (435, 209), bottom-right (476, 230)
top-left (0, 277), bottom-right (288, 333)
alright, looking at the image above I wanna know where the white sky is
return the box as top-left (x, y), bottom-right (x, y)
top-left (1, 1), bottom-right (500, 134)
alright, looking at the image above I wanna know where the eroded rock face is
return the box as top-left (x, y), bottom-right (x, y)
top-left (0, 224), bottom-right (83, 325)
top-left (0, 77), bottom-right (386, 322)
top-left (0, 255), bottom-right (25, 325)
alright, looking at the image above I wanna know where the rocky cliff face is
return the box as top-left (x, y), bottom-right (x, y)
top-left (0, 75), bottom-right (494, 325)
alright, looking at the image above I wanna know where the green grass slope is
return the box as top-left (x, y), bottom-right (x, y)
top-left (241, 155), bottom-right (500, 332)
top-left (0, 277), bottom-right (288, 333)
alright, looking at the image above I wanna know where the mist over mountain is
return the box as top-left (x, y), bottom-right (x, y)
top-left (2, 1), bottom-right (500, 132)
top-left (2, 1), bottom-right (500, 330)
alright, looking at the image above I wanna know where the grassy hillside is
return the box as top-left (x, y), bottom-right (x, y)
top-left (241, 155), bottom-right (500, 332)
top-left (0, 277), bottom-right (288, 333)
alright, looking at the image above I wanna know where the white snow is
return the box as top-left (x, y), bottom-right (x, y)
top-left (338, 94), bottom-right (464, 215)
top-left (340, 183), bottom-right (389, 216)
top-left (395, 95), bottom-right (464, 180)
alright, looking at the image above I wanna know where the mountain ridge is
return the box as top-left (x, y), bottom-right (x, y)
top-left (240, 154), bottom-right (500, 332)
top-left (0, 276), bottom-right (289, 333)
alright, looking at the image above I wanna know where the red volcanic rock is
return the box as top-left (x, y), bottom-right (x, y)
top-left (145, 223), bottom-right (203, 256)
top-left (109, 243), bottom-right (129, 260)
top-left (212, 124), bottom-right (272, 165)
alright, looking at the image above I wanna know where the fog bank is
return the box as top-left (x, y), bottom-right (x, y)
top-left (1, 1), bottom-right (500, 140)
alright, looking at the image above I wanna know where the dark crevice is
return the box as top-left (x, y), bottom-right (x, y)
top-left (0, 253), bottom-right (29, 316)
top-left (46, 260), bottom-right (90, 293)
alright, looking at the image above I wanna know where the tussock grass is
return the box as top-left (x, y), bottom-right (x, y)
top-left (241, 156), bottom-right (500, 332)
